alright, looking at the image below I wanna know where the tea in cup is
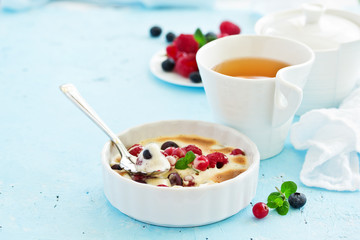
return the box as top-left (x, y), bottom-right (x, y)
top-left (196, 35), bottom-right (314, 159)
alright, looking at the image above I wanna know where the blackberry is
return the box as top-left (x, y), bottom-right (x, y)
top-left (189, 71), bottom-right (202, 83)
top-left (161, 58), bottom-right (175, 72)
top-left (150, 26), bottom-right (162, 37)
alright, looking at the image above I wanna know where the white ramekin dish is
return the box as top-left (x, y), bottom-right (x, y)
top-left (101, 120), bottom-right (260, 227)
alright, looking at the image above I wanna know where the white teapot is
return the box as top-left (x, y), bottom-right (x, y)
top-left (255, 4), bottom-right (360, 114)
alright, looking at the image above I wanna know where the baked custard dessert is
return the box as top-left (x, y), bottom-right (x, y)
top-left (110, 134), bottom-right (248, 187)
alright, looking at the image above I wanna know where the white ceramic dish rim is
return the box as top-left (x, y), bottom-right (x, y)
top-left (101, 120), bottom-right (260, 191)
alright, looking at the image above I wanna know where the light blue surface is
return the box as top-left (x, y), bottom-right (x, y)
top-left (1, 2), bottom-right (360, 239)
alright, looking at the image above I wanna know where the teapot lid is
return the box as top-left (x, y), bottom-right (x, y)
top-left (256, 4), bottom-right (360, 50)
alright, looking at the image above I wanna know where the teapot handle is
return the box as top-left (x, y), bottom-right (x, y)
top-left (272, 74), bottom-right (303, 127)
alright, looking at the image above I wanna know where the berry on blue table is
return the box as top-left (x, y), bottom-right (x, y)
top-left (288, 192), bottom-right (307, 208)
top-left (252, 202), bottom-right (269, 219)
top-left (150, 26), bottom-right (162, 37)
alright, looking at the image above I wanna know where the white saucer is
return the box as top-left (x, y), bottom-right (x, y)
top-left (149, 50), bottom-right (203, 88)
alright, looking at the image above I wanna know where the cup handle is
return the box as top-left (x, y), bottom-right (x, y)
top-left (272, 75), bottom-right (303, 127)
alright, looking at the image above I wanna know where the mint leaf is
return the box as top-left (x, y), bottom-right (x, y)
top-left (276, 201), bottom-right (290, 215)
top-left (175, 151), bottom-right (196, 170)
top-left (194, 28), bottom-right (207, 48)
top-left (281, 181), bottom-right (297, 198)
top-left (267, 192), bottom-right (284, 209)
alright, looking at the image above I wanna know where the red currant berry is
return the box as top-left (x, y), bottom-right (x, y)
top-left (183, 144), bottom-right (202, 155)
top-left (230, 148), bottom-right (245, 156)
top-left (183, 175), bottom-right (195, 187)
top-left (193, 155), bottom-right (209, 171)
top-left (206, 152), bottom-right (228, 168)
top-left (252, 202), bottom-right (269, 219)
top-left (164, 147), bottom-right (186, 159)
top-left (128, 144), bottom-right (143, 157)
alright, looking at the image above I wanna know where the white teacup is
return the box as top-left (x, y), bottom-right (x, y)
top-left (255, 4), bottom-right (360, 115)
top-left (197, 35), bottom-right (314, 159)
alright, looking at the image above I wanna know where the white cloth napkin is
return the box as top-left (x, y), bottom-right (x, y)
top-left (290, 87), bottom-right (360, 191)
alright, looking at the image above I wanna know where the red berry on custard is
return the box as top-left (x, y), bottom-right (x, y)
top-left (183, 175), bottom-right (195, 187)
top-left (183, 144), bottom-right (202, 155)
top-left (128, 144), bottom-right (143, 157)
top-left (206, 152), bottom-right (229, 168)
top-left (193, 155), bottom-right (209, 171)
top-left (164, 147), bottom-right (186, 159)
top-left (230, 148), bottom-right (245, 156)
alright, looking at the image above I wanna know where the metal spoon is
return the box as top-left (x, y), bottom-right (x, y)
top-left (59, 83), bottom-right (169, 175)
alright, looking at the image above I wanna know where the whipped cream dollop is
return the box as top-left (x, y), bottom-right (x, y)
top-left (135, 143), bottom-right (170, 173)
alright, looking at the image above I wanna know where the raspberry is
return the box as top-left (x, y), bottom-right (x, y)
top-left (128, 144), bottom-right (143, 157)
top-left (230, 148), bottom-right (245, 156)
top-left (206, 152), bottom-right (229, 168)
top-left (252, 202), bottom-right (269, 219)
top-left (175, 53), bottom-right (198, 78)
top-left (217, 33), bottom-right (229, 38)
top-left (193, 155), bottom-right (209, 171)
top-left (183, 145), bottom-right (202, 155)
top-left (173, 34), bottom-right (199, 53)
top-left (164, 147), bottom-right (186, 159)
top-left (219, 21), bottom-right (241, 35)
top-left (166, 44), bottom-right (178, 60)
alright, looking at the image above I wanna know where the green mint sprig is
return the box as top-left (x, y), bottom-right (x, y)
top-left (194, 28), bottom-right (207, 48)
top-left (175, 151), bottom-right (196, 170)
top-left (266, 181), bottom-right (297, 216)
top-left (193, 28), bottom-right (218, 48)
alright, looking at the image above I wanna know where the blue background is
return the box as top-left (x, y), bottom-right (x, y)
top-left (0, 2), bottom-right (359, 239)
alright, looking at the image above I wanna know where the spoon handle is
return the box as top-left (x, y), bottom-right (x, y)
top-left (59, 84), bottom-right (133, 162)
